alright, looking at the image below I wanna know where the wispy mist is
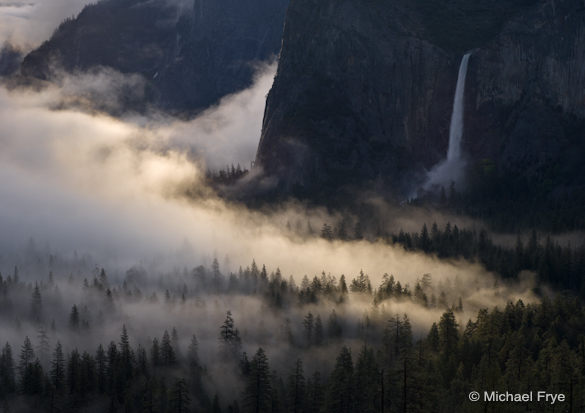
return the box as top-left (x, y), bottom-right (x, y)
top-left (0, 64), bottom-right (537, 309)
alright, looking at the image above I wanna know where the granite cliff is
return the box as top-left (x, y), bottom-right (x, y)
top-left (256, 0), bottom-right (585, 212)
top-left (20, 0), bottom-right (289, 115)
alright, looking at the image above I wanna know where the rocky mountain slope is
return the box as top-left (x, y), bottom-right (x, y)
top-left (20, 0), bottom-right (289, 115)
top-left (256, 0), bottom-right (585, 211)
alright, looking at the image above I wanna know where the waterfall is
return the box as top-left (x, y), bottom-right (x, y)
top-left (446, 53), bottom-right (471, 162)
top-left (417, 52), bottom-right (472, 196)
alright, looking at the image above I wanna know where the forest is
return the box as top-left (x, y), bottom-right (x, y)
top-left (0, 245), bottom-right (583, 412)
top-left (313, 219), bottom-right (585, 298)
top-left (1, 0), bottom-right (584, 411)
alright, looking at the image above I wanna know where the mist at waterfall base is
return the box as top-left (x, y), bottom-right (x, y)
top-left (420, 53), bottom-right (472, 195)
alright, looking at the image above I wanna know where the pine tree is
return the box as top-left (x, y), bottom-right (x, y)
top-left (50, 342), bottom-right (65, 392)
top-left (31, 283), bottom-right (43, 322)
top-left (187, 335), bottom-right (200, 367)
top-left (96, 344), bottom-right (107, 393)
top-left (220, 311), bottom-right (236, 342)
top-left (420, 223), bottom-right (431, 252)
top-left (438, 310), bottom-right (459, 383)
top-left (0, 343), bottom-right (16, 396)
top-left (188, 335), bottom-right (203, 395)
top-left (156, 379), bottom-right (169, 413)
top-left (303, 313), bottom-right (314, 345)
top-left (79, 351), bottom-right (96, 395)
top-left (136, 345), bottom-right (149, 377)
top-left (220, 311), bottom-right (242, 357)
top-left (327, 310), bottom-right (343, 339)
top-left (170, 378), bottom-right (191, 413)
top-left (69, 305), bottom-right (80, 331)
top-left (287, 359), bottom-right (305, 413)
top-left (314, 316), bottom-right (324, 346)
top-left (427, 323), bottom-right (440, 352)
top-left (326, 347), bottom-right (354, 413)
top-left (151, 338), bottom-right (161, 367)
top-left (37, 326), bottom-right (50, 367)
top-left (306, 372), bottom-right (324, 413)
top-left (438, 310), bottom-right (459, 352)
top-left (106, 341), bottom-right (118, 395)
top-left (67, 349), bottom-right (81, 394)
top-left (350, 271), bottom-right (372, 294)
top-left (141, 378), bottom-right (155, 413)
top-left (339, 274), bottom-right (349, 296)
top-left (244, 348), bottom-right (272, 413)
top-left (172, 327), bottom-right (181, 361)
top-left (21, 358), bottom-right (43, 395)
top-left (161, 330), bottom-right (176, 366)
top-left (119, 325), bottom-right (134, 379)
top-left (354, 346), bottom-right (381, 413)
top-left (240, 352), bottom-right (251, 377)
top-left (212, 258), bottom-right (223, 291)
top-left (18, 336), bottom-right (35, 382)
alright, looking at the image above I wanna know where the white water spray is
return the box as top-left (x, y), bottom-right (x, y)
top-left (419, 52), bottom-right (472, 194)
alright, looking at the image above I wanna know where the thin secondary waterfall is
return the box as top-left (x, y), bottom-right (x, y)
top-left (446, 52), bottom-right (471, 162)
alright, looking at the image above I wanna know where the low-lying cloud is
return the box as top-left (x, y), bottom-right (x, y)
top-left (0, 64), bottom-right (537, 316)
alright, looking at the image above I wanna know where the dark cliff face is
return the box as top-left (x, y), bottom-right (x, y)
top-left (256, 0), bottom-right (456, 196)
top-left (465, 1), bottom-right (585, 189)
top-left (256, 0), bottom-right (585, 204)
top-left (20, 0), bottom-right (288, 115)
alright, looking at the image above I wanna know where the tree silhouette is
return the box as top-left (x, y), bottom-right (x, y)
top-left (244, 348), bottom-right (271, 413)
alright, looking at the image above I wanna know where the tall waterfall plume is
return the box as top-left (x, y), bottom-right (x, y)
top-left (447, 52), bottom-right (471, 163)
top-left (420, 52), bottom-right (472, 193)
